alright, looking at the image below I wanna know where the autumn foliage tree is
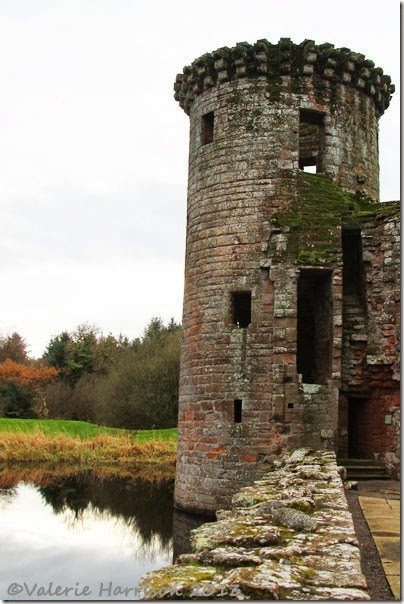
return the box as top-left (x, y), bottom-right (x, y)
top-left (0, 359), bottom-right (59, 418)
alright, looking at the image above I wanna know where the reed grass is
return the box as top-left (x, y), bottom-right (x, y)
top-left (0, 431), bottom-right (177, 466)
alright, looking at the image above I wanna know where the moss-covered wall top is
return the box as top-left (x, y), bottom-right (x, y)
top-left (269, 172), bottom-right (400, 265)
top-left (174, 38), bottom-right (394, 117)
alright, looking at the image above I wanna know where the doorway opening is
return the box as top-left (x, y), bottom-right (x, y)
top-left (348, 397), bottom-right (370, 458)
top-left (297, 269), bottom-right (333, 383)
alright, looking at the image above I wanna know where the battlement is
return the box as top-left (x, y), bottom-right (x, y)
top-left (174, 38), bottom-right (394, 116)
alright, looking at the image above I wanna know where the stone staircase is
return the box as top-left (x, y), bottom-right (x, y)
top-left (342, 295), bottom-right (368, 387)
top-left (343, 295), bottom-right (368, 338)
top-left (338, 458), bottom-right (391, 480)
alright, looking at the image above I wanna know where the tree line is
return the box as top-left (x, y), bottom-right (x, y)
top-left (0, 319), bottom-right (181, 429)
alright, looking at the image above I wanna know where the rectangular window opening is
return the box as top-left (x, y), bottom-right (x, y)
top-left (297, 269), bottom-right (333, 384)
top-left (201, 111), bottom-right (214, 145)
top-left (234, 399), bottom-right (243, 423)
top-left (299, 109), bottom-right (325, 173)
top-left (232, 291), bottom-right (251, 328)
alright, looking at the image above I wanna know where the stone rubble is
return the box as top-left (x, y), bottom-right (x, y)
top-left (139, 449), bottom-right (369, 600)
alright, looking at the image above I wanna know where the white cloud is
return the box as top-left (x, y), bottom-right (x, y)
top-left (0, 0), bottom-right (399, 357)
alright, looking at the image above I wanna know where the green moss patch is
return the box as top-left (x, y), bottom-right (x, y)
top-left (270, 172), bottom-right (387, 265)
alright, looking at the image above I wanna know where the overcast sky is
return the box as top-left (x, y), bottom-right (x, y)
top-left (0, 0), bottom-right (399, 358)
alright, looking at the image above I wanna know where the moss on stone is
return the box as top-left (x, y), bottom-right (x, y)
top-left (138, 564), bottom-right (224, 600)
top-left (270, 172), bottom-right (381, 265)
top-left (139, 450), bottom-right (369, 600)
top-left (175, 39), bottom-right (394, 116)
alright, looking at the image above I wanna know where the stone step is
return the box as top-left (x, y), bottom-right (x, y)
top-left (347, 472), bottom-right (391, 480)
top-left (344, 306), bottom-right (366, 314)
top-left (345, 319), bottom-right (367, 325)
top-left (344, 314), bottom-right (367, 324)
top-left (338, 458), bottom-right (390, 480)
top-left (339, 458), bottom-right (386, 467)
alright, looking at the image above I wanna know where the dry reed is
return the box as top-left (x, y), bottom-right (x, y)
top-left (0, 431), bottom-right (177, 466)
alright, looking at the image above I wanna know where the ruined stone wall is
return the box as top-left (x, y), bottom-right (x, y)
top-left (367, 207), bottom-right (400, 478)
top-left (364, 204), bottom-right (400, 375)
top-left (174, 39), bottom-right (396, 515)
top-left (338, 203), bottom-right (400, 473)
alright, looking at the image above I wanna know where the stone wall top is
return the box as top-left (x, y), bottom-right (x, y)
top-left (174, 38), bottom-right (394, 116)
top-left (139, 449), bottom-right (369, 600)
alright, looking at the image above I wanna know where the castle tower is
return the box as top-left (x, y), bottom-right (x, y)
top-left (174, 39), bottom-right (398, 515)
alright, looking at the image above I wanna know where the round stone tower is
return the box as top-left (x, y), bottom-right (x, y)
top-left (174, 38), bottom-right (394, 515)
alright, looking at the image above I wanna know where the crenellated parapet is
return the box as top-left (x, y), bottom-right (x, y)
top-left (174, 38), bottom-right (394, 116)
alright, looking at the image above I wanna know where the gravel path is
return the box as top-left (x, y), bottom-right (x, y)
top-left (345, 480), bottom-right (399, 601)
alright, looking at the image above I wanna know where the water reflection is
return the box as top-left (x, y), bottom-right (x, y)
top-left (38, 471), bottom-right (174, 548)
top-left (172, 508), bottom-right (211, 560)
top-left (0, 466), bottom-right (175, 600)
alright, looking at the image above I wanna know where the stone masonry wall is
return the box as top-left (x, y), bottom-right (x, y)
top-left (365, 207), bottom-right (400, 477)
top-left (338, 203), bottom-right (400, 475)
top-left (140, 449), bottom-right (369, 600)
top-left (174, 38), bottom-right (397, 515)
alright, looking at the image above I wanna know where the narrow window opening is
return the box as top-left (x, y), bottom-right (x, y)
top-left (287, 402), bottom-right (294, 409)
top-left (232, 291), bottom-right (251, 328)
top-left (342, 229), bottom-right (365, 303)
top-left (297, 270), bottom-right (333, 384)
top-left (234, 399), bottom-right (242, 423)
top-left (201, 111), bottom-right (214, 145)
top-left (299, 109), bottom-right (325, 173)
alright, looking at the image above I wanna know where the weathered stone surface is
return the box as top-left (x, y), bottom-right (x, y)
top-left (173, 34), bottom-right (400, 517)
top-left (139, 450), bottom-right (369, 600)
top-left (270, 503), bottom-right (317, 532)
top-left (174, 39), bottom-right (393, 117)
top-left (191, 518), bottom-right (281, 550)
top-left (178, 547), bottom-right (262, 567)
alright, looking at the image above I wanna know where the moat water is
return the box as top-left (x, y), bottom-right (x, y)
top-left (0, 468), bottom-right (199, 600)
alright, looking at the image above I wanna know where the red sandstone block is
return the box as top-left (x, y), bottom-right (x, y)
top-left (206, 451), bottom-right (220, 459)
top-left (240, 454), bottom-right (260, 462)
top-left (274, 353), bottom-right (296, 364)
top-left (206, 445), bottom-right (227, 459)
top-left (213, 445), bottom-right (227, 453)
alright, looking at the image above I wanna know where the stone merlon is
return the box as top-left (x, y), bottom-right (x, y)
top-left (174, 38), bottom-right (394, 116)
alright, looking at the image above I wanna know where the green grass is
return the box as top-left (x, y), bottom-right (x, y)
top-left (135, 427), bottom-right (178, 442)
top-left (0, 418), bottom-right (178, 443)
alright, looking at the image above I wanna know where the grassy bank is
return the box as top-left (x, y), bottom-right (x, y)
top-left (0, 418), bottom-right (177, 442)
top-left (0, 418), bottom-right (177, 467)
